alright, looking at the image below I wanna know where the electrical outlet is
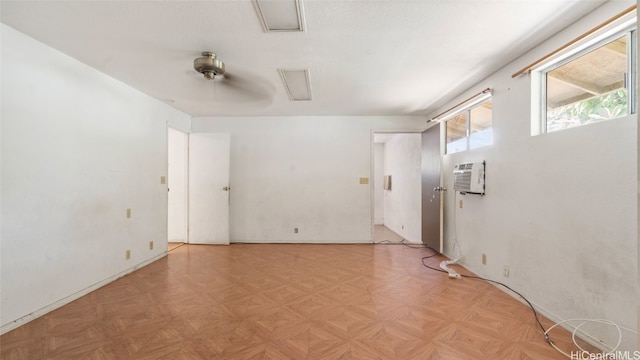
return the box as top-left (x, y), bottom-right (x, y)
top-left (126, 208), bottom-right (131, 218)
top-left (125, 250), bottom-right (131, 260)
top-left (459, 199), bottom-right (463, 208)
top-left (294, 228), bottom-right (299, 234)
top-left (503, 265), bottom-right (509, 277)
top-left (160, 176), bottom-right (166, 184)
top-left (482, 254), bottom-right (487, 265)
top-left (149, 241), bottom-right (154, 250)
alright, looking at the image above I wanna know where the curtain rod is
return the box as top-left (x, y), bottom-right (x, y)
top-left (428, 88), bottom-right (492, 123)
top-left (511, 4), bottom-right (636, 78)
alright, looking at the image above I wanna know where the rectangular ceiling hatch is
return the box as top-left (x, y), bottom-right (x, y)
top-left (279, 69), bottom-right (312, 101)
top-left (254, 0), bottom-right (305, 32)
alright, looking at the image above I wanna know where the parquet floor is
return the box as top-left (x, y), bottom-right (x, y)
top-left (1, 243), bottom-right (590, 359)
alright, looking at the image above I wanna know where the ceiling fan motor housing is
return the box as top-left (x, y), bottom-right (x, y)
top-left (194, 52), bottom-right (225, 80)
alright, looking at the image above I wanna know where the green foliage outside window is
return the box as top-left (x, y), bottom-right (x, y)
top-left (546, 89), bottom-right (628, 132)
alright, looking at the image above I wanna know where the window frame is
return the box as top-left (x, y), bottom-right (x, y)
top-left (446, 111), bottom-right (470, 155)
top-left (442, 94), bottom-right (493, 155)
top-left (532, 17), bottom-right (637, 135)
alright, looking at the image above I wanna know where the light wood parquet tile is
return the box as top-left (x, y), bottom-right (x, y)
top-left (1, 243), bottom-right (598, 359)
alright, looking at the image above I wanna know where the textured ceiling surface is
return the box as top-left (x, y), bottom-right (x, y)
top-left (0, 0), bottom-right (607, 117)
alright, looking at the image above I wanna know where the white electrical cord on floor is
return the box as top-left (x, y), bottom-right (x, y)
top-left (440, 259), bottom-right (461, 279)
top-left (441, 192), bottom-right (464, 279)
top-left (439, 192), bottom-right (462, 279)
top-left (451, 192), bottom-right (463, 259)
top-left (545, 318), bottom-right (639, 358)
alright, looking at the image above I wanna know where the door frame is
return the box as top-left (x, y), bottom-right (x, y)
top-left (370, 129), bottom-right (439, 244)
top-left (167, 126), bottom-right (190, 244)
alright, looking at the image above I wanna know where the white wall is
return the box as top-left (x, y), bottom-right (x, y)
top-left (191, 116), bottom-right (425, 243)
top-left (0, 24), bottom-right (191, 332)
top-left (373, 143), bottom-right (385, 225)
top-left (432, 2), bottom-right (638, 351)
top-left (167, 128), bottom-right (188, 242)
top-left (637, 0), bottom-right (640, 348)
top-left (382, 134), bottom-right (422, 243)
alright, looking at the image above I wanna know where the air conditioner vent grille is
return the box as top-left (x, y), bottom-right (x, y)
top-left (453, 161), bottom-right (485, 195)
top-left (454, 171), bottom-right (472, 191)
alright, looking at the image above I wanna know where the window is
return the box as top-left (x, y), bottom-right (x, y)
top-left (443, 96), bottom-right (493, 154)
top-left (533, 14), bottom-right (636, 134)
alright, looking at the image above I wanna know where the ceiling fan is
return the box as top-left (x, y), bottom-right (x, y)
top-left (193, 52), bottom-right (225, 80)
top-left (192, 51), bottom-right (274, 104)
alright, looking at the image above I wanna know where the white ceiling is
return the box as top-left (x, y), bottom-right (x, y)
top-left (0, 0), bottom-right (606, 117)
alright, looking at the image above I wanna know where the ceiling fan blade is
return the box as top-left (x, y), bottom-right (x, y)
top-left (202, 72), bottom-right (274, 104)
top-left (221, 73), bottom-right (272, 98)
top-left (191, 52), bottom-right (275, 105)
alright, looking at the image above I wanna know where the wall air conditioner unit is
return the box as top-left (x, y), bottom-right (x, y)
top-left (453, 161), bottom-right (485, 195)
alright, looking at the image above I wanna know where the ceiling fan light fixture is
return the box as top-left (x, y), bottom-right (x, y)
top-left (278, 69), bottom-right (311, 101)
top-left (194, 52), bottom-right (225, 80)
top-left (254, 0), bottom-right (305, 32)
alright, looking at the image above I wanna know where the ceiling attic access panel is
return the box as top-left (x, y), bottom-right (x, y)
top-left (253, 0), bottom-right (305, 32)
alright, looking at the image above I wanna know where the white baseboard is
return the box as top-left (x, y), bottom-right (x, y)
top-left (229, 240), bottom-right (373, 244)
top-left (0, 252), bottom-right (167, 335)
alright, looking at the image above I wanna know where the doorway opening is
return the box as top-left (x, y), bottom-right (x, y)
top-left (372, 132), bottom-right (422, 244)
top-left (168, 127), bottom-right (188, 247)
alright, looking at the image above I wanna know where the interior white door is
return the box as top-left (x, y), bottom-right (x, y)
top-left (188, 133), bottom-right (231, 245)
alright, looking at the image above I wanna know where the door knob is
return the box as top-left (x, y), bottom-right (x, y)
top-left (433, 186), bottom-right (447, 192)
